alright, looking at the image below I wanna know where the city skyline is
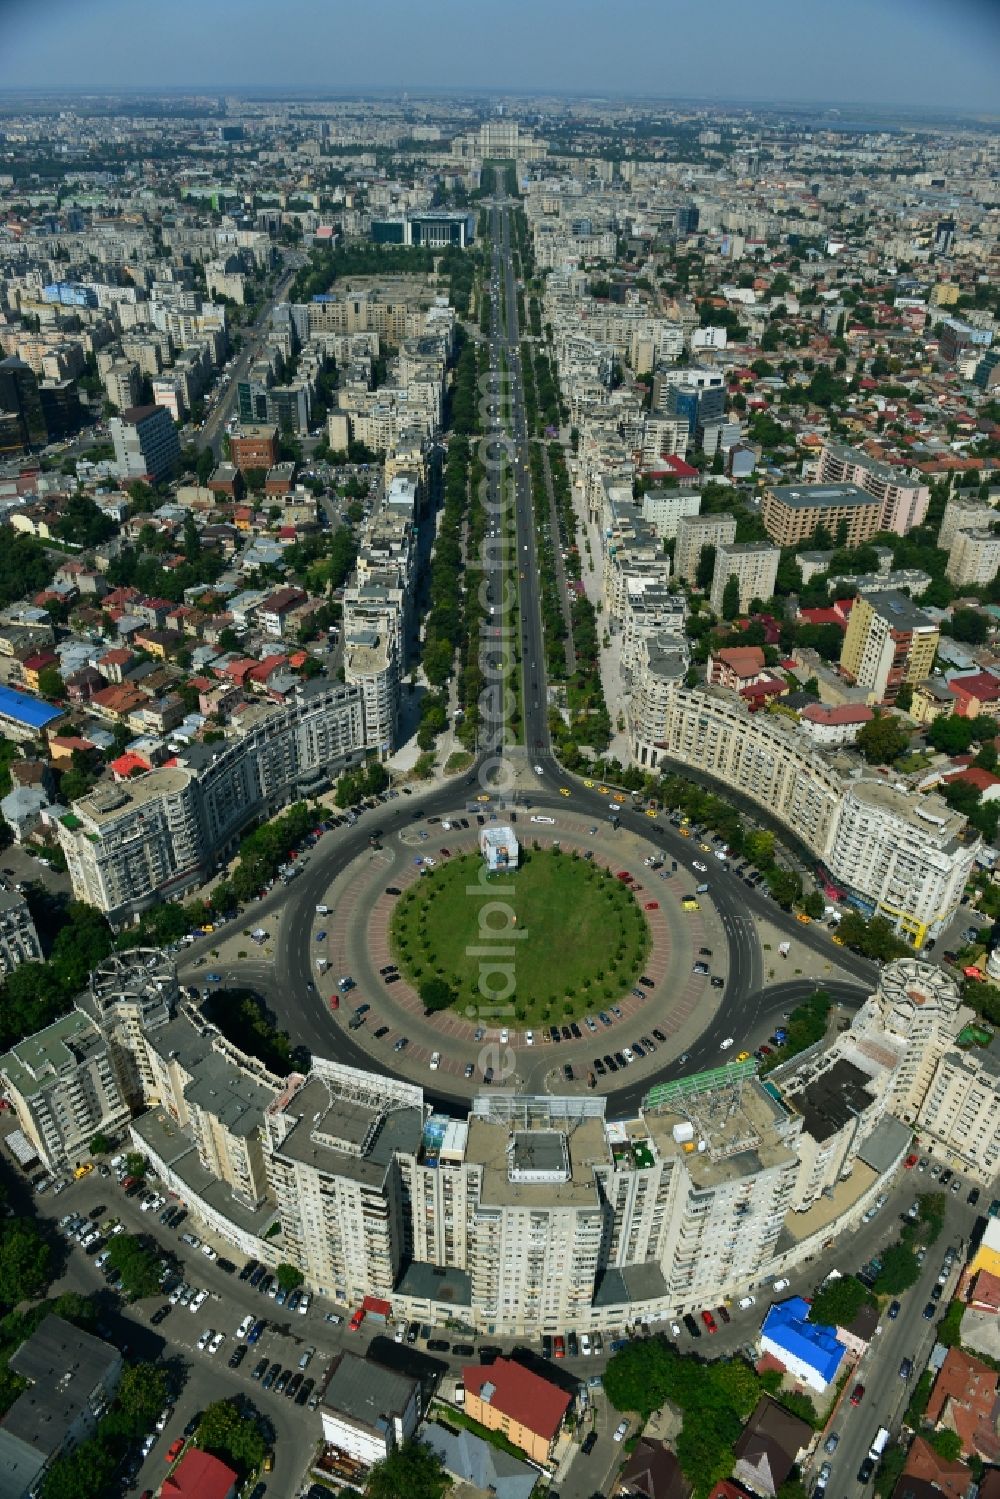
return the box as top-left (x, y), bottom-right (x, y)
top-left (1, 0), bottom-right (998, 111)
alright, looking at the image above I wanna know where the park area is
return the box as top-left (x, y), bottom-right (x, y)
top-left (389, 847), bottom-right (651, 1025)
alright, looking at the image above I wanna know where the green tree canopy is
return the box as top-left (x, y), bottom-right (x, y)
top-left (855, 712), bottom-right (909, 765)
top-left (196, 1399), bottom-right (268, 1473)
top-left (275, 1263), bottom-right (304, 1292)
top-left (721, 574), bottom-right (741, 621)
top-left (419, 977), bottom-right (455, 1013)
top-left (0, 1219), bottom-right (51, 1309)
top-left (808, 1274), bottom-right (874, 1328)
top-left (873, 1243), bottom-right (921, 1296)
top-left (365, 1440), bottom-right (451, 1499)
top-left (106, 1234), bottom-right (161, 1301)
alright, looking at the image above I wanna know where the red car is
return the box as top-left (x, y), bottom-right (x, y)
top-left (701, 1310), bottom-right (717, 1334)
top-left (165, 1438), bottom-right (184, 1463)
top-left (644, 902), bottom-right (659, 911)
top-left (553, 1335), bottom-right (566, 1358)
top-left (349, 1309), bottom-right (364, 1331)
top-left (440, 848), bottom-right (451, 857)
top-left (616, 871), bottom-right (632, 882)
top-left (850, 1382), bottom-right (865, 1406)
top-left (904, 1152), bottom-right (919, 1168)
top-left (329, 995), bottom-right (339, 1010)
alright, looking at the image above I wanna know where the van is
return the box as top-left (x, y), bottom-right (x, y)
top-left (315, 904), bottom-right (330, 916)
top-left (695, 883), bottom-right (709, 894)
top-left (531, 816), bottom-right (555, 825)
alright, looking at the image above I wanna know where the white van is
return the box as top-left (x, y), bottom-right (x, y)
top-left (315, 904), bottom-right (330, 916)
top-left (695, 882), bottom-right (709, 894)
top-left (531, 815), bottom-right (555, 825)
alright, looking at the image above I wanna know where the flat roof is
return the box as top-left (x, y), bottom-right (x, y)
top-left (768, 483), bottom-right (879, 509)
top-left (323, 1351), bottom-right (419, 1429)
top-left (395, 1260), bottom-right (472, 1306)
top-left (466, 1115), bottom-right (607, 1207)
top-left (788, 1058), bottom-right (877, 1144)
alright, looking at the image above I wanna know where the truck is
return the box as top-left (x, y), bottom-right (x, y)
top-left (778, 942), bottom-right (791, 959)
top-left (868, 1426), bottom-right (890, 1461)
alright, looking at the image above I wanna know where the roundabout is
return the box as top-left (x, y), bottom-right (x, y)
top-left (389, 847), bottom-right (651, 1025)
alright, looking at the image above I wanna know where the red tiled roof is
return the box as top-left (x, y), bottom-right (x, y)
top-left (462, 1357), bottom-right (571, 1441)
top-left (943, 766), bottom-right (1000, 793)
top-left (161, 1448), bottom-right (237, 1499)
top-left (801, 703), bottom-right (874, 725)
top-left (950, 672), bottom-right (1000, 702)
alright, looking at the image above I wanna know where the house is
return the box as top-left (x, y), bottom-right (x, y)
top-left (798, 702), bottom-right (874, 746)
top-left (0, 1316), bottom-right (123, 1499)
top-left (161, 1449), bottom-right (238, 1499)
top-left (1, 785), bottom-right (50, 843)
top-left (759, 1298), bottom-right (846, 1392)
top-left (618, 1436), bottom-right (693, 1499)
top-left (257, 587), bottom-right (307, 638)
top-left (421, 1419), bottom-right (539, 1499)
top-left (925, 1345), bottom-right (1000, 1461)
top-left (949, 671), bottom-right (1000, 720)
top-left (463, 1358), bottom-right (571, 1464)
top-left (319, 1352), bottom-right (421, 1467)
top-left (707, 646), bottom-right (768, 691)
top-left (731, 1396), bottom-right (813, 1498)
top-left (895, 1434), bottom-right (973, 1499)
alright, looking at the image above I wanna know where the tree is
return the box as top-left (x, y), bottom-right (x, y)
top-left (0, 1219), bottom-right (51, 1308)
top-left (41, 1436), bottom-right (116, 1499)
top-left (927, 1429), bottom-right (962, 1462)
top-left (855, 712), bottom-right (909, 766)
top-left (89, 1132), bottom-right (112, 1155)
top-left (721, 575), bottom-right (740, 621)
top-left (106, 1234), bottom-right (161, 1301)
top-left (837, 912), bottom-right (909, 961)
top-left (108, 1363), bottom-right (169, 1439)
top-left (196, 1399), bottom-right (267, 1472)
top-left (218, 627), bottom-right (241, 652)
top-left (275, 1263), bottom-right (304, 1292)
top-left (947, 607), bottom-right (988, 644)
top-left (808, 1274), bottom-right (873, 1328)
top-left (802, 891), bottom-right (825, 920)
top-left (365, 1440), bottom-right (451, 1499)
top-left (874, 1243), bottom-right (921, 1295)
top-left (37, 666), bottom-right (64, 700)
top-left (419, 977), bottom-right (455, 1013)
top-left (895, 683), bottom-right (914, 713)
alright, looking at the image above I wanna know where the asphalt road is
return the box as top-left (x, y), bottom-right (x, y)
top-left (196, 261), bottom-right (298, 462)
top-left (812, 1183), bottom-right (979, 1494)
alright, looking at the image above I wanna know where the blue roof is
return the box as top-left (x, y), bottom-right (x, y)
top-left (0, 684), bottom-right (63, 730)
top-left (761, 1297), bottom-right (845, 1386)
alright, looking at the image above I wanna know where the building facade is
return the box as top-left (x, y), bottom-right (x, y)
top-left (709, 541), bottom-right (780, 615)
top-left (838, 590), bottom-right (939, 706)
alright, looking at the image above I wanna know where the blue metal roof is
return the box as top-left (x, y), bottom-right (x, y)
top-left (0, 684), bottom-right (63, 730)
top-left (761, 1297), bottom-right (846, 1386)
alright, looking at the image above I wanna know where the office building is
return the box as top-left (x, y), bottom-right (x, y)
top-left (817, 442), bottom-right (930, 535)
top-left (946, 528), bottom-right (1000, 588)
top-left (0, 1009), bottom-right (129, 1172)
top-left (761, 482), bottom-right (881, 549)
top-left (0, 1317), bottom-right (122, 1499)
top-left (370, 211), bottom-right (475, 248)
top-left (0, 356), bottom-right (47, 452)
top-left (0, 889), bottom-right (41, 979)
top-left (709, 541), bottom-right (780, 615)
top-left (103, 359), bottom-right (141, 413)
top-left (229, 424), bottom-right (279, 472)
top-left (38, 379), bottom-right (82, 440)
top-left (674, 512), bottom-right (737, 585)
top-left (838, 590), bottom-right (939, 706)
top-left (939, 318), bottom-right (992, 364)
top-left (110, 403), bottom-right (181, 483)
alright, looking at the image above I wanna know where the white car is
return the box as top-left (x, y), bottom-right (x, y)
top-left (429, 1052), bottom-right (441, 1071)
top-left (534, 765), bottom-right (544, 776)
top-left (298, 1292), bottom-right (310, 1315)
top-left (236, 1314), bottom-right (254, 1340)
top-left (670, 1321), bottom-right (681, 1336)
top-left (692, 861), bottom-right (708, 872)
top-left (190, 1289), bottom-right (209, 1314)
top-left (772, 1277), bottom-right (790, 1293)
top-left (499, 1028), bottom-right (509, 1044)
top-left (197, 1328), bottom-right (213, 1351)
top-left (738, 1295), bottom-right (756, 1310)
top-left (613, 1420), bottom-right (629, 1442)
top-left (209, 1331), bottom-right (225, 1354)
top-left (580, 1333), bottom-right (592, 1355)
top-left (720, 1038), bottom-right (734, 1050)
top-left (525, 1031), bottom-right (534, 1046)
top-left (155, 1406), bottom-right (172, 1432)
top-left (201, 1243), bottom-right (217, 1260)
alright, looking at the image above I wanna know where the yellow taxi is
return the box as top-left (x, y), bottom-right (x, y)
top-left (679, 827), bottom-right (690, 838)
top-left (699, 843), bottom-right (710, 852)
top-left (597, 785), bottom-right (609, 795)
top-left (476, 794), bottom-right (491, 803)
top-left (559, 787), bottom-right (571, 797)
top-left (612, 793), bottom-right (626, 803)
top-left (736, 1051), bottom-right (751, 1062)
top-left (645, 808), bottom-right (657, 818)
top-left (795, 912), bottom-right (812, 925)
top-left (583, 779), bottom-right (595, 788)
top-left (73, 1162), bottom-right (94, 1180)
top-left (832, 934), bottom-right (845, 946)
top-left (681, 898), bottom-right (700, 911)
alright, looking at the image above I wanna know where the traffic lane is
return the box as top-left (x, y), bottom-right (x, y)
top-left (823, 1192), bottom-right (976, 1490)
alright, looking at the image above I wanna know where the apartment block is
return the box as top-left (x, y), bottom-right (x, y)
top-left (674, 511), bottom-right (737, 585)
top-left (103, 358), bottom-right (141, 413)
top-left (938, 494), bottom-right (993, 550)
top-left (0, 1010), bottom-right (129, 1172)
top-left (761, 482), bottom-right (881, 549)
top-left (918, 1041), bottom-right (1000, 1186)
top-left (838, 590), bottom-right (939, 705)
top-left (817, 441), bottom-right (930, 534)
top-left (0, 888), bottom-right (41, 978)
top-left (825, 781), bottom-right (977, 946)
top-left (640, 487), bottom-right (701, 540)
top-left (946, 527), bottom-right (1000, 587)
top-left (709, 541), bottom-right (780, 615)
top-left (85, 948), bottom-right (176, 1110)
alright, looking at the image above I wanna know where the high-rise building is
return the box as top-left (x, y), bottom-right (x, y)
top-left (709, 541), bottom-right (780, 615)
top-left (110, 403), bottom-right (181, 483)
top-left (817, 441), bottom-right (930, 535)
top-left (761, 482), bottom-right (882, 549)
top-left (838, 590), bottom-right (939, 705)
top-left (938, 494), bottom-right (992, 550)
top-left (0, 889), bottom-right (41, 979)
top-left (946, 528), bottom-right (1000, 588)
top-left (674, 512), bottom-right (738, 585)
top-left (0, 356), bottom-right (47, 452)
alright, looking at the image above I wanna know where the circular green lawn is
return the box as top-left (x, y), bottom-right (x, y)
top-left (389, 848), bottom-right (651, 1025)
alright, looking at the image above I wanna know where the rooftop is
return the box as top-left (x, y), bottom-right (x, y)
top-left (323, 1351), bottom-right (419, 1430)
top-left (769, 482), bottom-right (880, 510)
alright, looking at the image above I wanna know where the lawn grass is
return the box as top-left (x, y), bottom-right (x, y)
top-left (390, 847), bottom-right (650, 1025)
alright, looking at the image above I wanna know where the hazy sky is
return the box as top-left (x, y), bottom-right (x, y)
top-left (1, 0), bottom-right (998, 111)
